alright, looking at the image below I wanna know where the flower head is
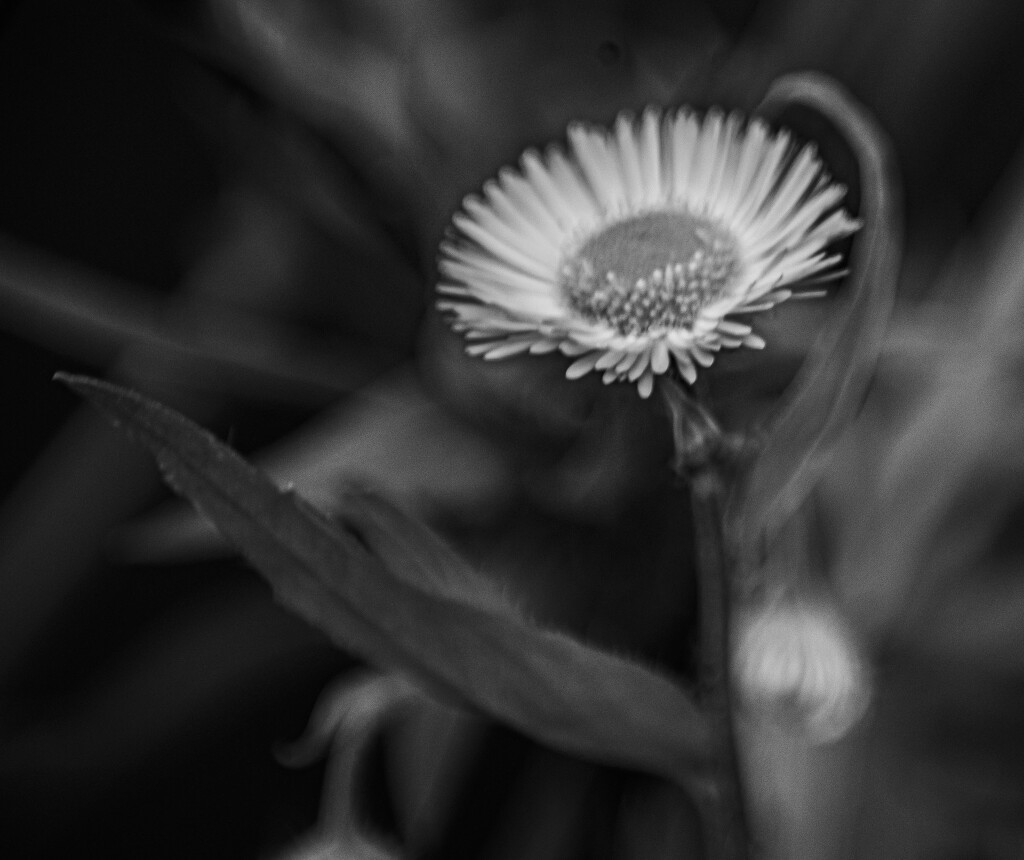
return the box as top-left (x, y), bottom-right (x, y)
top-left (437, 108), bottom-right (860, 397)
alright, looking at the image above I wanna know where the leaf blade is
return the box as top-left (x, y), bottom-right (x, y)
top-left (58, 373), bottom-right (713, 782)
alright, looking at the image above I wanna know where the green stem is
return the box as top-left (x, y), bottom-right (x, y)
top-left (662, 378), bottom-right (751, 859)
top-left (691, 467), bottom-right (750, 860)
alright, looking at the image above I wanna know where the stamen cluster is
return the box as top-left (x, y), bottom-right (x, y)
top-left (561, 213), bottom-right (738, 337)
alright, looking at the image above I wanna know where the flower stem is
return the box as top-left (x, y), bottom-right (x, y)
top-left (662, 378), bottom-right (751, 859)
top-left (690, 466), bottom-right (750, 860)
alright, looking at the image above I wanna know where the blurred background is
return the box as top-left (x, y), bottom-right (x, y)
top-left (2, 0), bottom-right (1024, 857)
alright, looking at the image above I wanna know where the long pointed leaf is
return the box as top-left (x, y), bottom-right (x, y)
top-left (58, 373), bottom-right (713, 783)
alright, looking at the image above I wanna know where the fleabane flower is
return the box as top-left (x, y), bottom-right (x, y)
top-left (436, 107), bottom-right (860, 397)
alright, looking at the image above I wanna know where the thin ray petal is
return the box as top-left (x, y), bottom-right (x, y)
top-left (566, 351), bottom-right (602, 379)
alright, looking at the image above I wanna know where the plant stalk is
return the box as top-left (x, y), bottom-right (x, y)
top-left (662, 377), bottom-right (751, 859)
top-left (690, 465), bottom-right (750, 860)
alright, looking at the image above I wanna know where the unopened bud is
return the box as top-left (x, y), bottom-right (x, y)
top-left (732, 600), bottom-right (870, 743)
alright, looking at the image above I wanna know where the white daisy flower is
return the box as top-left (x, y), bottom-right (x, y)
top-left (436, 107), bottom-right (861, 398)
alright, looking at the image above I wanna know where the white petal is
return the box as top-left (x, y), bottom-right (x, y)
top-left (669, 109), bottom-right (700, 202)
top-left (749, 144), bottom-right (821, 235)
top-left (482, 338), bottom-right (540, 359)
top-left (743, 183), bottom-right (846, 253)
top-left (704, 112), bottom-right (743, 219)
top-left (698, 292), bottom-right (745, 320)
top-left (732, 129), bottom-right (792, 227)
top-left (671, 350), bottom-right (698, 384)
top-left (615, 351), bottom-right (640, 374)
top-left (637, 369), bottom-right (655, 398)
top-left (638, 107), bottom-right (664, 205)
top-left (688, 109), bottom-right (725, 212)
top-left (546, 148), bottom-right (602, 223)
top-left (716, 319), bottom-right (753, 336)
top-left (568, 123), bottom-right (628, 212)
top-left (462, 197), bottom-right (561, 267)
top-left (448, 286), bottom-right (561, 319)
top-left (560, 340), bottom-right (594, 357)
top-left (498, 167), bottom-right (563, 235)
top-left (444, 303), bottom-right (544, 329)
top-left (561, 321), bottom-right (619, 346)
top-left (762, 252), bottom-right (840, 288)
top-left (452, 214), bottom-right (557, 280)
top-left (529, 339), bottom-right (562, 354)
top-left (812, 209), bottom-right (862, 241)
top-left (521, 149), bottom-right (588, 231)
top-left (717, 118), bottom-right (769, 222)
top-left (439, 255), bottom-right (554, 297)
top-left (651, 339), bottom-right (670, 374)
top-left (482, 180), bottom-right (556, 247)
top-left (627, 349), bottom-right (651, 381)
top-left (566, 351), bottom-right (602, 379)
top-left (691, 345), bottom-right (715, 367)
top-left (595, 349), bottom-right (626, 370)
top-left (613, 112), bottom-right (646, 209)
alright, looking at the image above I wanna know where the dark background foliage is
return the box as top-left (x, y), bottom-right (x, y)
top-left (2, 0), bottom-right (1024, 857)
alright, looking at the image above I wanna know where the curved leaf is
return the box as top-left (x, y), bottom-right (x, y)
top-left (731, 72), bottom-right (903, 571)
top-left (118, 369), bottom-right (515, 563)
top-left (57, 373), bottom-right (713, 784)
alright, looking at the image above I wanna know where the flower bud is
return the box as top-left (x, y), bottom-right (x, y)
top-left (732, 600), bottom-right (870, 743)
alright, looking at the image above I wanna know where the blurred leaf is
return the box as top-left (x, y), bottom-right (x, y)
top-left (384, 686), bottom-right (485, 852)
top-left (812, 354), bottom-right (1024, 853)
top-left (0, 583), bottom-right (334, 801)
top-left (59, 374), bottom-right (714, 783)
top-left (278, 671), bottom-right (419, 860)
top-left (730, 72), bottom-right (901, 574)
top-left (832, 364), bottom-right (1024, 650)
top-left (0, 230), bottom-right (393, 405)
top-left (118, 368), bottom-right (516, 562)
top-left (825, 130), bottom-right (1024, 654)
top-left (730, 119), bottom-right (1024, 859)
top-left (205, 0), bottom-right (440, 210)
top-left (190, 70), bottom-right (417, 255)
top-left (954, 129), bottom-right (1024, 349)
top-left (612, 779), bottom-right (704, 858)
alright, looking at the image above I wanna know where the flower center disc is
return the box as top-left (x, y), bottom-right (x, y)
top-left (560, 211), bottom-right (739, 336)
